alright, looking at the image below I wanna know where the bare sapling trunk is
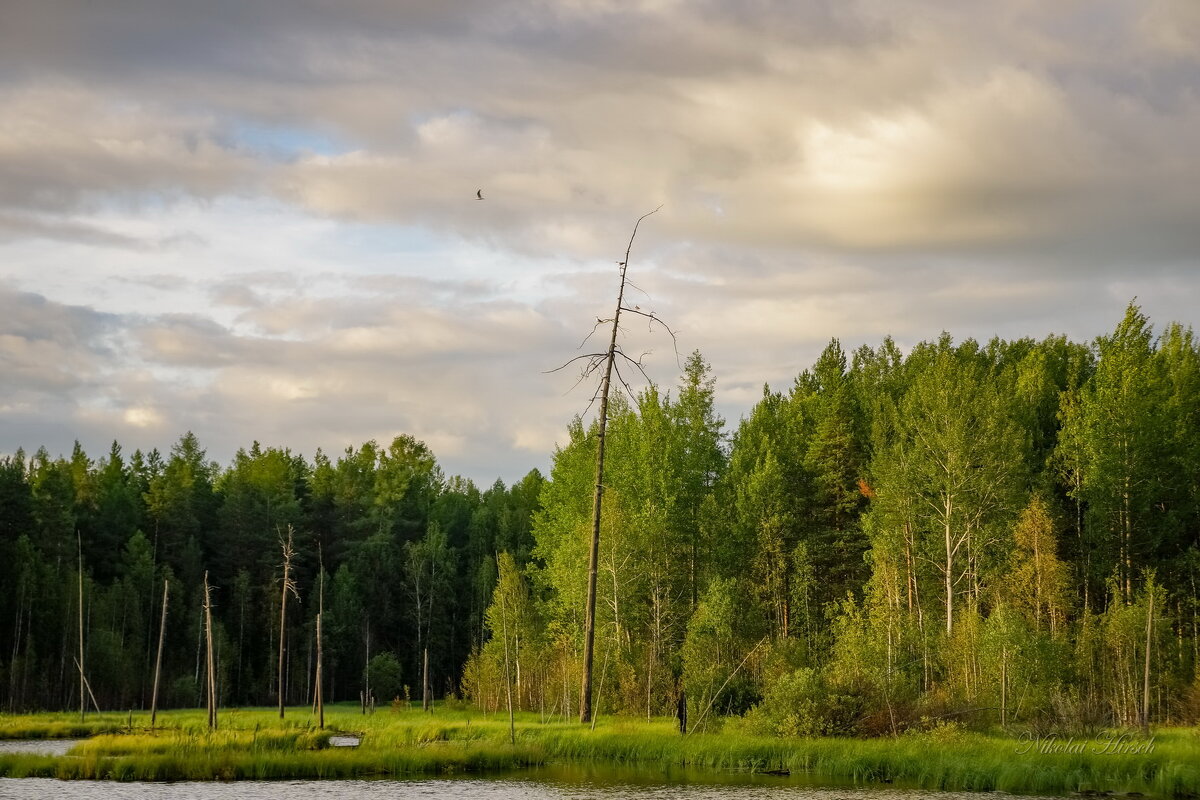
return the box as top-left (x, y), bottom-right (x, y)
top-left (362, 623), bottom-right (371, 715)
top-left (550, 207), bottom-right (671, 724)
top-left (150, 579), bottom-right (169, 727)
top-left (315, 613), bottom-right (324, 728)
top-left (498, 574), bottom-right (515, 745)
top-left (315, 547), bottom-right (325, 728)
top-left (203, 571), bottom-right (217, 730)
top-left (590, 627), bottom-right (616, 732)
top-left (688, 636), bottom-right (768, 735)
top-left (77, 530), bottom-right (85, 722)
top-left (1000, 644), bottom-right (1007, 727)
top-left (72, 657), bottom-right (102, 713)
top-left (277, 525), bottom-right (299, 719)
top-left (1143, 581), bottom-right (1154, 733)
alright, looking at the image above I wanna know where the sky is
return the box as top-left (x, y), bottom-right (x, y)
top-left (2, 1), bottom-right (1199, 486)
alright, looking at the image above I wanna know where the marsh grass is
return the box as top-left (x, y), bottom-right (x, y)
top-left (0, 711), bottom-right (129, 739)
top-left (2, 704), bottom-right (1198, 795)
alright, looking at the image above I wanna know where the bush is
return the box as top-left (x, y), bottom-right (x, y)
top-left (744, 667), bottom-right (865, 737)
top-left (167, 675), bottom-right (201, 709)
top-left (367, 652), bottom-right (403, 703)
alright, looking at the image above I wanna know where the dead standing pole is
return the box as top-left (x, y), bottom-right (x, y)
top-left (548, 207), bottom-right (674, 724)
top-left (315, 544), bottom-right (325, 729)
top-left (150, 578), bottom-right (169, 728)
top-left (203, 571), bottom-right (218, 730)
top-left (277, 525), bottom-right (299, 719)
top-left (77, 530), bottom-right (86, 723)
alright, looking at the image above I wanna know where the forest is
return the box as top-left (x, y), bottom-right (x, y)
top-left (2, 302), bottom-right (1199, 736)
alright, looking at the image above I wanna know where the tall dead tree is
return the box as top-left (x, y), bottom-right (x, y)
top-left (314, 546), bottom-right (325, 729)
top-left (277, 525), bottom-right (299, 719)
top-left (150, 579), bottom-right (169, 727)
top-left (549, 207), bottom-right (673, 724)
top-left (203, 571), bottom-right (217, 730)
top-left (77, 531), bottom-right (86, 723)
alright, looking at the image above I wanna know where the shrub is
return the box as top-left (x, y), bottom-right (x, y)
top-left (367, 652), bottom-right (403, 703)
top-left (744, 667), bottom-right (864, 737)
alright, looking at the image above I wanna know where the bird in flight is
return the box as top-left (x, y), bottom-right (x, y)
top-left (476, 189), bottom-right (484, 200)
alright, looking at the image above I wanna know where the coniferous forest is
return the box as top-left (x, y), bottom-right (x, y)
top-left (3, 302), bottom-right (1199, 736)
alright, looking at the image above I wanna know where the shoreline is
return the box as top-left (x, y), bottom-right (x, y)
top-left (0, 707), bottom-right (1196, 797)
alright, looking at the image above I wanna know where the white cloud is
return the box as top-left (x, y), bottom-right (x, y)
top-left (122, 406), bottom-right (164, 429)
top-left (0, 1), bottom-right (1198, 481)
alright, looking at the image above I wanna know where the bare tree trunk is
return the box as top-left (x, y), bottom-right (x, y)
top-left (278, 525), bottom-right (297, 719)
top-left (150, 579), bottom-right (169, 727)
top-left (142, 519), bottom-right (160, 709)
top-left (71, 658), bottom-right (101, 713)
top-left (315, 613), bottom-right (324, 728)
top-left (944, 500), bottom-right (955, 636)
top-left (576, 207), bottom-right (662, 724)
top-left (362, 623), bottom-right (370, 715)
top-left (8, 579), bottom-right (24, 712)
top-left (203, 571), bottom-right (217, 730)
top-left (1000, 644), bottom-right (1007, 727)
top-left (499, 590), bottom-right (515, 745)
top-left (1143, 583), bottom-right (1154, 732)
top-left (579, 339), bottom-right (616, 724)
top-left (423, 648), bottom-right (431, 712)
top-left (77, 531), bottom-right (87, 722)
top-left (316, 549), bottom-right (325, 728)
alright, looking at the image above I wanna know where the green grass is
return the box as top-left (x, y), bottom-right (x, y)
top-left (0, 711), bottom-right (130, 739)
top-left (2, 704), bottom-right (1198, 796)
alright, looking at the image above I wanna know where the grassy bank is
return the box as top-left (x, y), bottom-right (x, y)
top-left (1, 705), bottom-right (1198, 796)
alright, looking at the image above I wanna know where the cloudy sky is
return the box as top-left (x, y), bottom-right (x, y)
top-left (2, 1), bottom-right (1199, 484)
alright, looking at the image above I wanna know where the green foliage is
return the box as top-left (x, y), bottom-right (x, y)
top-left (367, 653), bottom-right (403, 702)
top-left (744, 666), bottom-right (864, 737)
top-left (4, 305), bottom-right (1200, 741)
top-left (681, 578), bottom-right (757, 718)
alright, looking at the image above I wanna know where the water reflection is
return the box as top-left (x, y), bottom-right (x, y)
top-left (0, 776), bottom-right (1058, 800)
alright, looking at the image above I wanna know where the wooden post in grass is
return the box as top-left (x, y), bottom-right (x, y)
top-left (150, 579), bottom-right (169, 727)
top-left (423, 647), bottom-right (431, 713)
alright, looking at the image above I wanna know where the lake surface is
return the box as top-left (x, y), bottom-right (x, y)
top-left (0, 774), bottom-right (1057, 800)
top-left (0, 739), bottom-right (82, 756)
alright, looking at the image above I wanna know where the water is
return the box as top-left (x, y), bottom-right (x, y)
top-left (0, 739), bottom-right (82, 756)
top-left (0, 741), bottom-right (1059, 800)
top-left (0, 773), bottom-right (1056, 800)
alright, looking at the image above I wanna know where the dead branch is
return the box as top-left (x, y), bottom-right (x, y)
top-left (544, 353), bottom-right (608, 374)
